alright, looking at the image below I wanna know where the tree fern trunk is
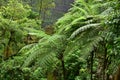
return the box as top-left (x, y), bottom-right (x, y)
top-left (39, 0), bottom-right (43, 19)
top-left (103, 41), bottom-right (107, 80)
top-left (91, 51), bottom-right (94, 80)
top-left (61, 53), bottom-right (66, 80)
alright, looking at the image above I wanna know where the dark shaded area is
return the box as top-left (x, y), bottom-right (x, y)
top-left (43, 0), bottom-right (74, 26)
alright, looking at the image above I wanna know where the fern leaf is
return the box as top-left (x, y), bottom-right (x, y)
top-left (21, 34), bottom-right (65, 67)
top-left (71, 16), bottom-right (86, 25)
top-left (24, 27), bottom-right (50, 38)
top-left (72, 4), bottom-right (88, 15)
top-left (18, 43), bottom-right (36, 54)
top-left (81, 36), bottom-right (103, 58)
top-left (69, 23), bottom-right (101, 39)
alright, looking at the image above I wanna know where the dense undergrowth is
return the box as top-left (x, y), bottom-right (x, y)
top-left (0, 0), bottom-right (120, 80)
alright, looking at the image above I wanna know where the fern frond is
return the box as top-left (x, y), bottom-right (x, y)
top-left (22, 47), bottom-right (56, 68)
top-left (24, 27), bottom-right (50, 38)
top-left (71, 16), bottom-right (86, 25)
top-left (77, 0), bottom-right (92, 14)
top-left (21, 34), bottom-right (65, 68)
top-left (56, 13), bottom-right (72, 27)
top-left (36, 50), bottom-right (57, 67)
top-left (65, 24), bottom-right (102, 56)
top-left (23, 44), bottom-right (41, 66)
top-left (69, 23), bottom-right (101, 39)
top-left (72, 4), bottom-right (88, 15)
top-left (80, 36), bottom-right (103, 58)
top-left (100, 7), bottom-right (114, 16)
top-left (18, 43), bottom-right (36, 54)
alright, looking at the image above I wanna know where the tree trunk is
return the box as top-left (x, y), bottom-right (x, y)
top-left (91, 51), bottom-right (94, 80)
top-left (103, 41), bottom-right (107, 80)
top-left (61, 53), bottom-right (66, 80)
top-left (39, 0), bottom-right (43, 19)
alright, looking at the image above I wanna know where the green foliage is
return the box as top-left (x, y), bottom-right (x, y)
top-left (1, 0), bottom-right (30, 20)
top-left (0, 1), bottom-right (45, 80)
top-left (56, 0), bottom-right (120, 79)
top-left (21, 34), bottom-right (66, 68)
top-left (0, 0), bottom-right (120, 80)
top-left (0, 0), bottom-right (43, 79)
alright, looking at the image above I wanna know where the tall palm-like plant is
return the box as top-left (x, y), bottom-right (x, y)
top-left (56, 0), bottom-right (120, 79)
top-left (17, 0), bottom-right (120, 80)
top-left (19, 30), bottom-right (67, 79)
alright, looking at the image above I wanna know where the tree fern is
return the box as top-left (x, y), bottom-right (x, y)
top-left (55, 0), bottom-right (120, 79)
top-left (20, 34), bottom-right (66, 68)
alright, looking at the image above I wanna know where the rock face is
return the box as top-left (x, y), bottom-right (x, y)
top-left (52, 0), bottom-right (74, 19)
top-left (43, 0), bottom-right (74, 26)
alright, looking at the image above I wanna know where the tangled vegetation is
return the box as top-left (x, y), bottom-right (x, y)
top-left (0, 0), bottom-right (120, 80)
